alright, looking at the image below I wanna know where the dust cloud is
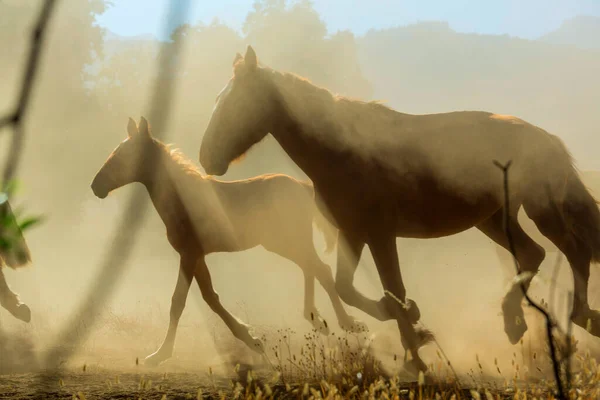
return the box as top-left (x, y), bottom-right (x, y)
top-left (1, 0), bottom-right (600, 385)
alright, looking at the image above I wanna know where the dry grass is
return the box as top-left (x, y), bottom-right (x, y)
top-left (2, 304), bottom-right (600, 399)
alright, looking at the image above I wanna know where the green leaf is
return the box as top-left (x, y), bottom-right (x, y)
top-left (0, 237), bottom-right (12, 251)
top-left (18, 215), bottom-right (44, 231)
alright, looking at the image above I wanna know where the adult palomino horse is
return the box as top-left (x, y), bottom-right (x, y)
top-left (91, 117), bottom-right (365, 366)
top-left (0, 193), bottom-right (32, 323)
top-left (198, 46), bottom-right (600, 373)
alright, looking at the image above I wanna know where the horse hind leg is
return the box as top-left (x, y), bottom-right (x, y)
top-left (0, 267), bottom-right (31, 323)
top-left (523, 189), bottom-right (600, 336)
top-left (476, 209), bottom-right (546, 345)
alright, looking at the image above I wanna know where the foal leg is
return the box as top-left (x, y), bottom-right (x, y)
top-left (0, 267), bottom-right (31, 323)
top-left (301, 268), bottom-right (330, 334)
top-left (277, 241), bottom-right (368, 334)
top-left (476, 210), bottom-right (546, 345)
top-left (145, 254), bottom-right (195, 366)
top-left (194, 257), bottom-right (264, 353)
top-left (368, 233), bottom-right (428, 373)
top-left (310, 257), bottom-right (369, 333)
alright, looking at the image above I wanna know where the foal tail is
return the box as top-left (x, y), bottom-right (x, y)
top-left (313, 206), bottom-right (338, 254)
top-left (300, 181), bottom-right (338, 254)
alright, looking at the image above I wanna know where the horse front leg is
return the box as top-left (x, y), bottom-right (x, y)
top-left (194, 257), bottom-right (264, 353)
top-left (0, 267), bottom-right (31, 323)
top-left (368, 233), bottom-right (428, 374)
top-left (334, 231), bottom-right (393, 321)
top-left (145, 254), bottom-right (195, 366)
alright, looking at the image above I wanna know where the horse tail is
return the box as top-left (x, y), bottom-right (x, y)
top-left (561, 170), bottom-right (600, 263)
top-left (301, 181), bottom-right (338, 254)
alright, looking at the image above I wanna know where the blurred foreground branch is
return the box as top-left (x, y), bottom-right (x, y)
top-left (0, 0), bottom-right (57, 187)
top-left (38, 0), bottom-right (192, 373)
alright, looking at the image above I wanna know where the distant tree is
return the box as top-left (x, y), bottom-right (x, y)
top-left (243, 0), bottom-right (372, 99)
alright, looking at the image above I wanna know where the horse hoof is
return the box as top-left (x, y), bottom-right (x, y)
top-left (405, 299), bottom-right (420, 324)
top-left (504, 315), bottom-right (528, 345)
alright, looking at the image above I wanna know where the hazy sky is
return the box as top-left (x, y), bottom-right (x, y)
top-left (96, 0), bottom-right (600, 41)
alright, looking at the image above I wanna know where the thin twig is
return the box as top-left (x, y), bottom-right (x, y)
top-left (493, 160), bottom-right (567, 400)
top-left (1, 0), bottom-right (57, 187)
top-left (549, 252), bottom-right (563, 322)
top-left (565, 291), bottom-right (574, 392)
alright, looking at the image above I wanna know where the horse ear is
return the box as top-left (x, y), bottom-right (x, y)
top-left (127, 117), bottom-right (138, 137)
top-left (138, 117), bottom-right (152, 139)
top-left (233, 52), bottom-right (243, 66)
top-left (244, 45), bottom-right (257, 69)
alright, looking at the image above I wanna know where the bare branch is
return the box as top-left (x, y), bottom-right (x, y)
top-left (493, 160), bottom-right (567, 400)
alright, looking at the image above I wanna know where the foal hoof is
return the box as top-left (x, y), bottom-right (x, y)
top-left (340, 317), bottom-right (369, 334)
top-left (248, 337), bottom-right (265, 354)
top-left (403, 357), bottom-right (428, 377)
top-left (308, 313), bottom-right (331, 335)
top-left (144, 350), bottom-right (169, 367)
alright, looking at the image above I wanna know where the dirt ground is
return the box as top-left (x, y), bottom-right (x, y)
top-left (0, 369), bottom-right (219, 399)
top-left (0, 316), bottom-right (573, 400)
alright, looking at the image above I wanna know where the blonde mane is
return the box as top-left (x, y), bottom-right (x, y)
top-left (156, 140), bottom-right (206, 179)
top-left (262, 65), bottom-right (408, 152)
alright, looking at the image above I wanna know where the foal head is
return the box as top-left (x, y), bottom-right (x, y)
top-left (199, 46), bottom-right (278, 176)
top-left (91, 117), bottom-right (157, 199)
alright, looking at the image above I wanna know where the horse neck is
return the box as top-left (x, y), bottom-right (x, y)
top-left (139, 148), bottom-right (190, 226)
top-left (269, 74), bottom-right (343, 181)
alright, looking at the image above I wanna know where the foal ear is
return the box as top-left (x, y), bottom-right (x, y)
top-left (138, 116), bottom-right (152, 139)
top-left (244, 45), bottom-right (257, 69)
top-left (127, 117), bottom-right (138, 137)
top-left (233, 52), bottom-right (243, 66)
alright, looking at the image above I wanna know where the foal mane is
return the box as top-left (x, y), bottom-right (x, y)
top-left (155, 140), bottom-right (206, 179)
